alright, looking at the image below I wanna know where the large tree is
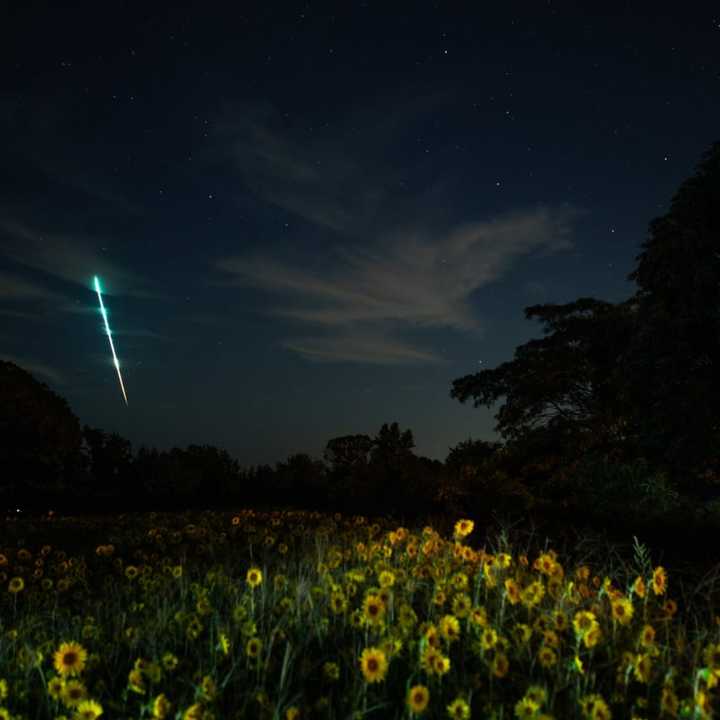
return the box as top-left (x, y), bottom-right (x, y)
top-left (608, 142), bottom-right (720, 491)
top-left (0, 361), bottom-right (84, 507)
top-left (323, 433), bottom-right (374, 474)
top-left (450, 297), bottom-right (649, 483)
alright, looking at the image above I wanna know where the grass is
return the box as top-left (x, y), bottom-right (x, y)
top-left (1, 507), bottom-right (719, 720)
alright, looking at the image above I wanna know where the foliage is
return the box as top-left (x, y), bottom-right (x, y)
top-left (0, 361), bottom-right (84, 507)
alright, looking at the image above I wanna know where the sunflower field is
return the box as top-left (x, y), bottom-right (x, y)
top-left (1, 509), bottom-right (719, 719)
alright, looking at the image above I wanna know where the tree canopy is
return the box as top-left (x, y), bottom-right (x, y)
top-left (0, 361), bottom-right (83, 506)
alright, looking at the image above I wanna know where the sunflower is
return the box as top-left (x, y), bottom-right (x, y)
top-left (572, 611), bottom-right (597, 639)
top-left (504, 578), bottom-right (521, 605)
top-left (0, 708), bottom-right (9, 720)
top-left (246, 567), bottom-right (263, 588)
top-left (589, 696), bottom-right (611, 720)
top-left (162, 652), bottom-right (179, 671)
top-left (75, 699), bottom-right (103, 720)
top-left (47, 675), bottom-right (65, 700)
top-left (323, 661), bottom-right (340, 681)
top-left (359, 647), bottom-right (388, 683)
top-left (378, 570), bottom-right (395, 588)
top-left (53, 642), bottom-right (88, 678)
top-left (152, 693), bottom-right (173, 719)
top-left (537, 646), bottom-right (558, 669)
top-left (470, 606), bottom-right (488, 628)
top-left (491, 652), bottom-right (509, 678)
top-left (631, 575), bottom-right (646, 598)
top-left (407, 684), bottom-right (430, 715)
top-left (524, 685), bottom-right (548, 706)
top-left (513, 623), bottom-right (532, 646)
top-left (583, 625), bottom-right (602, 649)
top-left (433, 654), bottom-right (451, 676)
top-left (480, 627), bottom-right (498, 651)
top-left (439, 615), bottom-right (461, 643)
top-left (633, 653), bottom-right (652, 684)
top-left (452, 593), bottom-right (472, 618)
top-left (446, 697), bottom-right (471, 720)
top-left (285, 706), bottom-right (300, 720)
top-left (514, 697), bottom-right (540, 719)
top-left (8, 577), bottom-right (24, 594)
top-left (610, 597), bottom-right (634, 626)
top-left (246, 637), bottom-right (262, 659)
top-left (639, 624), bottom-right (656, 648)
top-left (61, 679), bottom-right (88, 708)
top-left (183, 703), bottom-right (204, 720)
top-left (520, 580), bottom-right (545, 609)
top-left (125, 565), bottom-right (139, 580)
top-left (362, 594), bottom-right (386, 626)
top-left (454, 519), bottom-right (474, 539)
top-left (652, 566), bottom-right (667, 596)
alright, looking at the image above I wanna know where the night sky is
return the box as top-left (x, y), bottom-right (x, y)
top-left (2, 4), bottom-right (718, 468)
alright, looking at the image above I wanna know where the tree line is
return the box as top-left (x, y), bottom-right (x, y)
top-left (2, 141), bottom-right (719, 539)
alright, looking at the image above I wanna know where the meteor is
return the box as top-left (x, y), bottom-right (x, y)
top-left (93, 276), bottom-right (129, 406)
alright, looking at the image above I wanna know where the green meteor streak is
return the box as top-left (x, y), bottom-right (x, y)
top-left (93, 276), bottom-right (129, 406)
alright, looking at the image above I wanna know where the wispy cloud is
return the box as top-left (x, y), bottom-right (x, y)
top-left (214, 207), bottom-right (579, 365)
top-left (0, 218), bottom-right (168, 301)
top-left (0, 271), bottom-right (65, 302)
top-left (210, 102), bottom-right (582, 366)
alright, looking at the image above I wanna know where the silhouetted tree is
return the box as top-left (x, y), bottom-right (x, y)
top-left (323, 434), bottom-right (374, 473)
top-left (274, 453), bottom-right (328, 509)
top-left (81, 425), bottom-right (134, 502)
top-left (450, 297), bottom-right (653, 495)
top-left (445, 437), bottom-right (504, 484)
top-left (0, 361), bottom-right (83, 509)
top-left (606, 142), bottom-right (720, 494)
top-left (367, 422), bottom-right (418, 513)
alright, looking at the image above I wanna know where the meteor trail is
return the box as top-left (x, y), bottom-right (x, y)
top-left (93, 276), bottom-right (129, 406)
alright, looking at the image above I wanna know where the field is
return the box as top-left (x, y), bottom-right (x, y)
top-left (1, 508), bottom-right (720, 720)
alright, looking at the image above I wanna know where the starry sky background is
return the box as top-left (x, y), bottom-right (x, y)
top-left (1, 3), bottom-right (719, 467)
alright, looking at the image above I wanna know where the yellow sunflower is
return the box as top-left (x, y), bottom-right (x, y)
top-left (537, 646), bottom-right (558, 668)
top-left (491, 652), bottom-right (510, 678)
top-left (47, 675), bottom-right (65, 700)
top-left (246, 637), bottom-right (262, 659)
top-left (454, 519), bottom-right (474, 538)
top-left (439, 614), bottom-right (461, 643)
top-left (362, 593), bottom-right (386, 626)
top-left (61, 679), bottom-right (88, 708)
top-left (359, 647), bottom-right (388, 683)
top-left (652, 566), bottom-right (667, 596)
top-left (407, 684), bottom-right (430, 715)
top-left (8, 576), bottom-right (24, 594)
top-left (610, 597), bottom-right (634, 626)
top-left (504, 578), bottom-right (521, 605)
top-left (246, 567), bottom-right (263, 588)
top-left (446, 697), bottom-right (471, 720)
top-left (75, 699), bottom-right (103, 720)
top-left (53, 642), bottom-right (88, 677)
top-left (515, 697), bottom-right (540, 719)
top-left (183, 703), bottom-right (204, 720)
top-left (152, 693), bottom-right (173, 719)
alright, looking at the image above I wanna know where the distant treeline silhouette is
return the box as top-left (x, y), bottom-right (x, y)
top-left (2, 141), bottom-right (720, 551)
